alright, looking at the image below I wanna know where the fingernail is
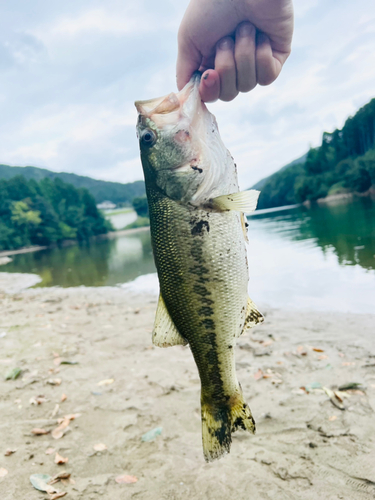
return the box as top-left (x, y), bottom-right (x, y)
top-left (202, 71), bottom-right (215, 87)
top-left (239, 23), bottom-right (253, 37)
top-left (218, 38), bottom-right (233, 50)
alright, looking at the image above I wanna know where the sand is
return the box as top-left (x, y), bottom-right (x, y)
top-left (0, 281), bottom-right (374, 500)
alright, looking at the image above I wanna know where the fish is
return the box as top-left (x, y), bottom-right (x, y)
top-left (135, 73), bottom-right (264, 462)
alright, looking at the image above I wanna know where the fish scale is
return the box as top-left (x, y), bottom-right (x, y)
top-left (148, 185), bottom-right (247, 398)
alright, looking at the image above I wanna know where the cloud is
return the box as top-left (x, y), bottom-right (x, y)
top-left (0, 0), bottom-right (374, 190)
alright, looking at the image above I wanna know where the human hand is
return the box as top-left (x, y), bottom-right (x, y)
top-left (177, 0), bottom-right (294, 102)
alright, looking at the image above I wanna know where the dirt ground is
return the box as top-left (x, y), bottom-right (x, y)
top-left (0, 284), bottom-right (375, 500)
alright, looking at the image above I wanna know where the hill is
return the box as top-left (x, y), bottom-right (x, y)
top-left (0, 164), bottom-right (145, 205)
top-left (253, 98), bottom-right (375, 209)
top-left (252, 153), bottom-right (307, 192)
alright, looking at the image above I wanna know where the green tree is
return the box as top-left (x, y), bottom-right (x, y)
top-left (132, 196), bottom-right (149, 217)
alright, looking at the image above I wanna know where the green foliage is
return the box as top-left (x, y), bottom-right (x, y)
top-left (255, 98), bottom-right (375, 208)
top-left (0, 164), bottom-right (145, 205)
top-left (256, 164), bottom-right (304, 209)
top-left (0, 175), bottom-right (113, 251)
top-left (132, 196), bottom-right (149, 217)
top-left (125, 216), bottom-right (150, 229)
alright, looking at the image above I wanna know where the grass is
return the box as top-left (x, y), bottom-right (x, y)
top-left (103, 208), bottom-right (133, 216)
top-left (124, 217), bottom-right (150, 229)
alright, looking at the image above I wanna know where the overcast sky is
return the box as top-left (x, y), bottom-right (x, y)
top-left (0, 0), bottom-right (374, 189)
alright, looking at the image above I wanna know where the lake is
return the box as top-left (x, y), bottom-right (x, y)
top-left (2, 197), bottom-right (375, 313)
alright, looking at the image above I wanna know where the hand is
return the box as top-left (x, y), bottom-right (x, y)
top-left (177, 0), bottom-right (294, 102)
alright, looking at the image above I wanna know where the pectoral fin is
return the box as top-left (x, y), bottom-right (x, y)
top-left (152, 295), bottom-right (188, 348)
top-left (240, 297), bottom-right (264, 335)
top-left (211, 190), bottom-right (260, 214)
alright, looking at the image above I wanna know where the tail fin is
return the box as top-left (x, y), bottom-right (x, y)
top-left (201, 393), bottom-right (255, 462)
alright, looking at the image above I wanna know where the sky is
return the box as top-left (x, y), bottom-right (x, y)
top-left (0, 0), bottom-right (374, 189)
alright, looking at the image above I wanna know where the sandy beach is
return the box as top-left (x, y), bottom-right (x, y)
top-left (0, 279), bottom-right (375, 500)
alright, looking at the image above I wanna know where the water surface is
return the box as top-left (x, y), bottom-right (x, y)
top-left (3, 198), bottom-right (375, 313)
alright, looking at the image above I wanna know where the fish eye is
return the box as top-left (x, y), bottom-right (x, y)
top-left (141, 128), bottom-right (157, 147)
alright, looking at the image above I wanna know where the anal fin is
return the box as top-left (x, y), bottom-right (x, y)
top-left (152, 295), bottom-right (188, 348)
top-left (240, 297), bottom-right (264, 335)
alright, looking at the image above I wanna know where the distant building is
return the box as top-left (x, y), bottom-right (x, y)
top-left (97, 201), bottom-right (116, 211)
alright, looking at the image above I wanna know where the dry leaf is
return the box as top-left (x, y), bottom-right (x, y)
top-left (49, 471), bottom-right (71, 484)
top-left (4, 448), bottom-right (16, 456)
top-left (97, 378), bottom-right (114, 386)
top-left (350, 389), bottom-right (365, 395)
top-left (54, 452), bottom-right (68, 465)
top-left (45, 447), bottom-right (55, 455)
top-left (271, 379), bottom-right (283, 385)
top-left (54, 357), bottom-right (62, 366)
top-left (334, 391), bottom-right (347, 402)
top-left (318, 355), bottom-right (329, 360)
top-left (61, 394), bottom-right (67, 403)
top-left (0, 468), bottom-right (8, 478)
top-left (342, 362), bottom-right (355, 366)
top-left (52, 419), bottom-right (70, 440)
top-left (115, 474), bottom-right (138, 484)
top-left (50, 492), bottom-right (67, 499)
top-left (47, 378), bottom-right (62, 386)
top-left (52, 413), bottom-right (81, 439)
top-left (51, 404), bottom-right (60, 418)
top-left (329, 415), bottom-right (337, 421)
top-left (93, 443), bottom-right (107, 451)
top-left (261, 340), bottom-right (273, 347)
top-left (254, 369), bottom-right (263, 380)
top-left (30, 396), bottom-right (46, 405)
top-left (312, 348), bottom-right (324, 352)
top-left (32, 428), bottom-right (50, 435)
top-left (30, 474), bottom-right (56, 493)
top-left (63, 413), bottom-right (81, 420)
top-left (52, 352), bottom-right (60, 358)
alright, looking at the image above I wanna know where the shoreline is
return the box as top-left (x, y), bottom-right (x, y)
top-left (0, 225), bottom-right (150, 257)
top-left (310, 187), bottom-right (375, 206)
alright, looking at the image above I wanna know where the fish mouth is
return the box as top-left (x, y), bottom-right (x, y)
top-left (135, 72), bottom-right (202, 127)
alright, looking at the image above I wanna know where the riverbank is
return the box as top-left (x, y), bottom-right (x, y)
top-left (0, 226), bottom-right (149, 258)
top-left (0, 285), bottom-right (374, 499)
top-left (314, 187), bottom-right (375, 206)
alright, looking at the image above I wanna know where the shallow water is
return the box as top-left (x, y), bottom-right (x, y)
top-left (3, 198), bottom-right (375, 313)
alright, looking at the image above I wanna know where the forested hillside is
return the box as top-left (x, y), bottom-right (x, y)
top-left (0, 164), bottom-right (145, 205)
top-left (0, 176), bottom-right (112, 251)
top-left (256, 98), bottom-right (375, 209)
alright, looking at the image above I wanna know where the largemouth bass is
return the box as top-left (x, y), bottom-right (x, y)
top-left (135, 74), bottom-right (263, 462)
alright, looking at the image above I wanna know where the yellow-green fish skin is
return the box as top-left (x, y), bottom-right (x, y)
top-left (146, 184), bottom-right (256, 461)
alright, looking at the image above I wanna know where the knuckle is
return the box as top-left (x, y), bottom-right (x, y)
top-left (238, 81), bottom-right (256, 93)
top-left (220, 90), bottom-right (239, 102)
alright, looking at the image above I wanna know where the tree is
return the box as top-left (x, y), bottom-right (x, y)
top-left (132, 196), bottom-right (149, 217)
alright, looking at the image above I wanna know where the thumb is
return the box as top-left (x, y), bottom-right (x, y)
top-left (176, 33), bottom-right (202, 91)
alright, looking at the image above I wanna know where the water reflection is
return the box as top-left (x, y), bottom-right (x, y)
top-left (251, 197), bottom-right (375, 271)
top-left (4, 230), bottom-right (155, 287)
top-left (2, 198), bottom-right (375, 313)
